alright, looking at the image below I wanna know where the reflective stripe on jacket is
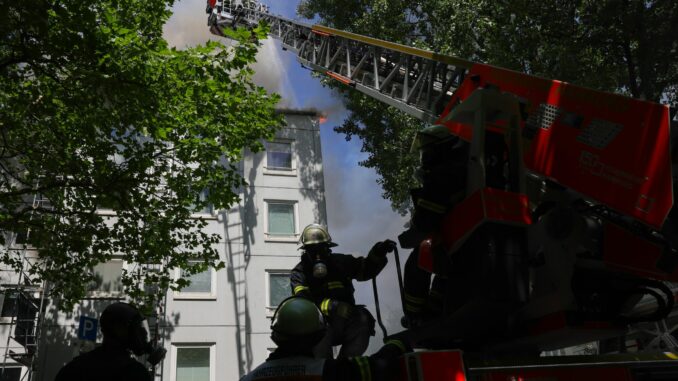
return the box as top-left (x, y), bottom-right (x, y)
top-left (290, 253), bottom-right (387, 308)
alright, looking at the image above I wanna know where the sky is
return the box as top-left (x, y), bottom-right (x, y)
top-left (163, 0), bottom-right (410, 349)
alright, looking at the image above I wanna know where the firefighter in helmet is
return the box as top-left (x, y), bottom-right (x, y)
top-left (241, 297), bottom-right (410, 381)
top-left (55, 302), bottom-right (166, 381)
top-left (291, 224), bottom-right (396, 358)
top-left (399, 125), bottom-right (472, 326)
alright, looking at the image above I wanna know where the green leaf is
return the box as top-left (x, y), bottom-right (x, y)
top-left (0, 0), bottom-right (284, 310)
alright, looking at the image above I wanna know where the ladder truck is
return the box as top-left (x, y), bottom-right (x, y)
top-left (206, 2), bottom-right (678, 380)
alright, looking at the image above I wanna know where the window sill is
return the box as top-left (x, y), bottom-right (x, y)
top-left (174, 295), bottom-right (217, 302)
top-left (264, 234), bottom-right (299, 243)
top-left (7, 244), bottom-right (38, 252)
top-left (84, 292), bottom-right (125, 299)
top-left (263, 167), bottom-right (297, 177)
top-left (173, 293), bottom-right (217, 301)
top-left (97, 210), bottom-right (218, 220)
top-left (189, 212), bottom-right (218, 220)
top-left (265, 307), bottom-right (277, 318)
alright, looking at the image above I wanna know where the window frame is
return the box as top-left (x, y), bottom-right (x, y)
top-left (265, 270), bottom-right (291, 316)
top-left (189, 189), bottom-right (216, 219)
top-left (170, 343), bottom-right (216, 381)
top-left (173, 263), bottom-right (217, 300)
top-left (0, 290), bottom-right (38, 319)
top-left (85, 258), bottom-right (126, 299)
top-left (0, 292), bottom-right (14, 323)
top-left (0, 267), bottom-right (20, 323)
top-left (0, 366), bottom-right (24, 381)
top-left (263, 139), bottom-right (297, 177)
top-left (263, 200), bottom-right (299, 242)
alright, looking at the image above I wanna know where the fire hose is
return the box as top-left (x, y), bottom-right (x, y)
top-left (372, 245), bottom-right (405, 339)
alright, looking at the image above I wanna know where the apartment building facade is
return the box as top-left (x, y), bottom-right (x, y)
top-left (0, 109), bottom-right (326, 381)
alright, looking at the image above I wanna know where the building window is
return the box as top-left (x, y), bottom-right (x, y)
top-left (10, 231), bottom-right (29, 247)
top-left (87, 259), bottom-right (124, 297)
top-left (0, 291), bottom-right (18, 318)
top-left (0, 291), bottom-right (18, 323)
top-left (0, 367), bottom-right (21, 381)
top-left (265, 201), bottom-right (298, 241)
top-left (174, 262), bottom-right (216, 300)
top-left (264, 140), bottom-right (296, 176)
top-left (172, 344), bottom-right (215, 381)
top-left (267, 271), bottom-right (291, 310)
top-left (0, 291), bottom-right (38, 345)
top-left (266, 141), bottom-right (292, 169)
top-left (190, 189), bottom-right (213, 215)
top-left (182, 266), bottom-right (212, 293)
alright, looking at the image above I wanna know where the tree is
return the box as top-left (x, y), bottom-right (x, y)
top-left (298, 0), bottom-right (678, 213)
top-left (0, 0), bottom-right (284, 310)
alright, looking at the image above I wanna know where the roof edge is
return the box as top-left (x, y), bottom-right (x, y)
top-left (275, 107), bottom-right (322, 117)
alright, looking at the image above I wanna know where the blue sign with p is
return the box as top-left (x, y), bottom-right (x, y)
top-left (78, 316), bottom-right (98, 341)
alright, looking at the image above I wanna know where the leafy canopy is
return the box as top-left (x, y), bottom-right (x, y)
top-left (0, 0), bottom-right (283, 311)
top-left (298, 0), bottom-right (678, 213)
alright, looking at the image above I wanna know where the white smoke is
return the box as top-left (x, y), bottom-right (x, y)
top-left (163, 0), bottom-right (294, 103)
top-left (252, 39), bottom-right (297, 106)
top-left (166, 0), bottom-right (407, 355)
top-left (163, 0), bottom-right (215, 49)
top-left (321, 121), bottom-right (409, 353)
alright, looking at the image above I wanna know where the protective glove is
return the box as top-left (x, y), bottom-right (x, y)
top-left (370, 239), bottom-right (398, 257)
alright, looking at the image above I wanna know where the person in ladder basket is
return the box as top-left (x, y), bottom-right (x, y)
top-left (241, 297), bottom-right (410, 381)
top-left (400, 123), bottom-right (511, 329)
top-left (290, 223), bottom-right (397, 358)
top-left (398, 125), bottom-right (473, 327)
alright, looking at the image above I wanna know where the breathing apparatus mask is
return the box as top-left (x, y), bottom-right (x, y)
top-left (305, 244), bottom-right (331, 279)
top-left (130, 318), bottom-right (167, 366)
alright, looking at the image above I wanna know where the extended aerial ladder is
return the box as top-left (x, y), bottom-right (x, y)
top-left (208, 1), bottom-right (674, 228)
top-left (206, 2), bottom-right (678, 380)
top-left (208, 0), bottom-right (467, 124)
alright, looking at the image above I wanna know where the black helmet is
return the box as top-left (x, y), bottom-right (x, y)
top-left (410, 124), bottom-right (456, 153)
top-left (100, 302), bottom-right (166, 364)
top-left (100, 303), bottom-right (147, 354)
top-left (100, 302), bottom-right (144, 335)
top-left (270, 297), bottom-right (326, 347)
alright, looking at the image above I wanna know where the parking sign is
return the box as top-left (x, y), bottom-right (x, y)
top-left (78, 316), bottom-right (98, 341)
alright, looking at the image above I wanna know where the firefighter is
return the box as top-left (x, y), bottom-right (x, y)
top-left (55, 302), bottom-right (166, 381)
top-left (241, 297), bottom-right (410, 381)
top-left (291, 223), bottom-right (396, 358)
top-left (399, 125), bottom-right (472, 326)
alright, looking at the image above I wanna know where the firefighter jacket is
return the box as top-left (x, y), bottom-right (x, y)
top-left (55, 344), bottom-right (151, 381)
top-left (240, 340), bottom-right (407, 381)
top-left (290, 252), bottom-right (387, 316)
top-left (408, 135), bottom-right (469, 237)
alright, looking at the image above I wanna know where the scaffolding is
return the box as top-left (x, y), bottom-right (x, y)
top-left (0, 192), bottom-right (48, 381)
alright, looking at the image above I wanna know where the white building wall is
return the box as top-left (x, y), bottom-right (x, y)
top-left (25, 110), bottom-right (326, 381)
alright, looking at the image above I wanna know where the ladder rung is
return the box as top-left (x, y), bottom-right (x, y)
top-left (0, 284), bottom-right (41, 289)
